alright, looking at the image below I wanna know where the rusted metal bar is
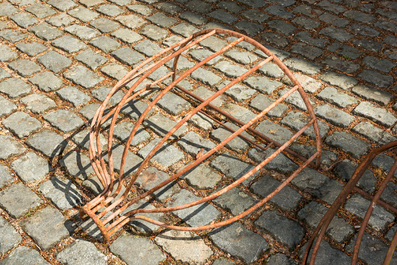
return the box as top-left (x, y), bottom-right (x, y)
top-left (303, 141), bottom-right (397, 265)
top-left (80, 29), bottom-right (322, 243)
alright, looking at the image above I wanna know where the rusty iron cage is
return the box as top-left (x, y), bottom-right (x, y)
top-left (80, 29), bottom-right (322, 242)
top-left (303, 141), bottom-right (397, 265)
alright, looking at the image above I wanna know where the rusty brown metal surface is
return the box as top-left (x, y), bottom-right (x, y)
top-left (303, 141), bottom-right (397, 265)
top-left (80, 29), bottom-right (322, 242)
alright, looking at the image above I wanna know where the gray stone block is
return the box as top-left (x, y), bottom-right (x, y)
top-left (0, 134), bottom-right (26, 160)
top-left (48, 0), bottom-right (77, 11)
top-left (29, 71), bottom-right (63, 92)
top-left (210, 222), bottom-right (268, 263)
top-left (0, 246), bottom-right (50, 265)
top-left (11, 152), bottom-right (50, 183)
top-left (0, 216), bottom-right (22, 255)
top-left (110, 234), bottom-right (166, 265)
top-left (90, 17), bottom-right (120, 33)
top-left (20, 94), bottom-right (57, 114)
top-left (315, 104), bottom-right (355, 127)
top-left (46, 13), bottom-right (76, 27)
top-left (75, 49), bottom-right (108, 70)
top-left (353, 122), bottom-right (396, 145)
top-left (334, 159), bottom-right (376, 193)
top-left (157, 92), bottom-right (191, 115)
top-left (155, 230), bottom-right (213, 264)
top-left (57, 86), bottom-right (90, 107)
top-left (250, 94), bottom-right (288, 117)
top-left (244, 76), bottom-right (282, 94)
top-left (114, 122), bottom-right (150, 146)
top-left (111, 27), bottom-right (143, 44)
top-left (251, 174), bottom-right (301, 211)
top-left (68, 6), bottom-right (99, 22)
top-left (60, 151), bottom-right (94, 180)
top-left (44, 110), bottom-right (84, 133)
top-left (354, 102), bottom-right (397, 127)
top-left (8, 59), bottom-right (41, 77)
top-left (0, 182), bottom-right (42, 218)
top-left (21, 207), bottom-right (73, 250)
top-left (284, 57), bottom-right (322, 75)
top-left (57, 240), bottom-right (106, 265)
top-left (317, 87), bottom-right (358, 108)
top-left (0, 164), bottom-right (13, 188)
top-left (25, 3), bottom-right (56, 18)
top-left (29, 22), bottom-right (63, 41)
top-left (281, 111), bottom-right (329, 139)
top-left (319, 71), bottom-right (358, 90)
top-left (0, 45), bottom-right (18, 62)
top-left (138, 138), bottom-right (184, 168)
top-left (97, 4), bottom-right (124, 16)
top-left (326, 131), bottom-right (369, 159)
top-left (64, 65), bottom-right (104, 88)
top-left (178, 131), bottom-right (216, 157)
top-left (26, 130), bottom-right (66, 157)
top-left (89, 36), bottom-right (121, 53)
top-left (0, 29), bottom-right (28, 43)
top-left (213, 187), bottom-right (257, 216)
top-left (180, 163), bottom-right (222, 189)
top-left (65, 24), bottom-right (100, 40)
top-left (116, 14), bottom-right (145, 29)
top-left (52, 35), bottom-right (87, 53)
top-left (15, 41), bottom-right (46, 56)
top-left (38, 51), bottom-right (72, 73)
top-left (352, 85), bottom-right (393, 106)
top-left (0, 95), bottom-right (17, 118)
top-left (358, 70), bottom-right (394, 88)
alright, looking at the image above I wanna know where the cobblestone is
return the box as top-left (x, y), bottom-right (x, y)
top-left (64, 65), bottom-right (104, 88)
top-left (8, 59), bottom-right (41, 77)
top-left (3, 111), bottom-right (42, 138)
top-left (210, 222), bottom-right (269, 263)
top-left (38, 51), bottom-right (72, 73)
top-left (326, 131), bottom-right (369, 159)
top-left (29, 71), bottom-right (63, 92)
top-left (111, 28), bottom-right (143, 44)
top-left (354, 102), bottom-right (397, 127)
top-left (315, 104), bottom-right (355, 127)
top-left (0, 182), bottom-right (42, 218)
top-left (317, 87), bottom-right (358, 108)
top-left (65, 24), bottom-right (100, 40)
top-left (0, 246), bottom-right (50, 265)
top-left (250, 94), bottom-right (288, 117)
top-left (39, 177), bottom-right (82, 210)
top-left (20, 206), bottom-right (73, 250)
top-left (353, 122), bottom-right (397, 145)
top-left (27, 129), bottom-right (66, 157)
top-left (0, 216), bottom-right (21, 255)
top-left (0, 134), bottom-right (26, 160)
top-left (29, 22), bottom-right (63, 41)
top-left (52, 35), bottom-right (87, 53)
top-left (0, 95), bottom-right (16, 117)
top-left (116, 14), bottom-right (146, 29)
top-left (281, 111), bottom-right (330, 138)
top-left (20, 94), bottom-right (57, 114)
top-left (43, 110), bottom-right (84, 133)
top-left (68, 6), bottom-right (99, 22)
top-left (56, 86), bottom-right (90, 107)
top-left (358, 69), bottom-right (394, 89)
top-left (15, 41), bottom-right (46, 56)
top-left (46, 13), bottom-right (75, 27)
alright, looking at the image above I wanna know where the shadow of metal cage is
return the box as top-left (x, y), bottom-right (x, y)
top-left (79, 29), bottom-right (322, 242)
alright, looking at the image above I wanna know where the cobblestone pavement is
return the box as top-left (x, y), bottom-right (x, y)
top-left (0, 0), bottom-right (396, 264)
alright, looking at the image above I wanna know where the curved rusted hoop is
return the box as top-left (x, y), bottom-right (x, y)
top-left (303, 141), bottom-right (397, 265)
top-left (81, 29), bottom-right (322, 242)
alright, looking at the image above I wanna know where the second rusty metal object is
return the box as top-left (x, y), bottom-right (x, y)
top-left (80, 29), bottom-right (322, 242)
top-left (303, 141), bottom-right (397, 265)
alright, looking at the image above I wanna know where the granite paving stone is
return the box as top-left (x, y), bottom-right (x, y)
top-left (10, 12), bottom-right (38, 28)
top-left (140, 24), bottom-right (168, 41)
top-left (29, 71), bottom-right (63, 92)
top-left (346, 233), bottom-right (397, 265)
top-left (317, 87), bottom-right (358, 108)
top-left (200, 36), bottom-right (228, 52)
top-left (110, 27), bottom-right (143, 44)
top-left (74, 49), bottom-right (108, 70)
top-left (258, 62), bottom-right (284, 79)
top-left (0, 29), bottom-right (28, 43)
top-left (43, 110), bottom-right (84, 133)
top-left (56, 86), bottom-right (91, 107)
top-left (190, 49), bottom-right (222, 66)
top-left (52, 35), bottom-right (87, 53)
top-left (0, 68), bottom-right (11, 79)
top-left (0, 95), bottom-right (17, 117)
top-left (89, 36), bottom-right (121, 53)
top-left (255, 120), bottom-right (293, 144)
top-left (345, 194), bottom-right (394, 231)
top-left (250, 94), bottom-right (288, 117)
top-left (38, 51), bottom-right (72, 73)
top-left (25, 3), bottom-right (56, 18)
top-left (214, 61), bottom-right (247, 78)
top-left (0, 216), bottom-right (21, 256)
top-left (20, 207), bottom-right (73, 250)
top-left (155, 2), bottom-right (182, 15)
top-left (100, 63), bottom-right (129, 80)
top-left (104, 145), bottom-right (143, 175)
top-left (155, 230), bottom-right (213, 264)
top-left (80, 0), bottom-right (105, 7)
top-left (48, 0), bottom-right (77, 11)
top-left (147, 12), bottom-right (177, 28)
top-left (0, 2), bottom-right (18, 16)
top-left (110, 234), bottom-right (166, 265)
top-left (0, 246), bottom-right (50, 265)
top-left (213, 188), bottom-right (257, 216)
top-left (39, 176), bottom-right (82, 210)
top-left (178, 131), bottom-right (216, 157)
top-left (291, 43), bottom-right (323, 60)
top-left (26, 129), bottom-right (66, 157)
top-left (68, 6), bottom-right (99, 22)
top-left (0, 134), bottom-right (26, 160)
top-left (64, 65), bottom-right (104, 88)
top-left (180, 163), bottom-right (222, 189)
top-left (281, 111), bottom-right (330, 138)
top-left (112, 47), bottom-right (145, 66)
top-left (11, 152), bottom-right (50, 183)
top-left (319, 12), bottom-right (349, 27)
top-left (46, 13), bottom-right (76, 27)
top-left (3, 111), bottom-right (42, 138)
top-left (116, 14), bottom-right (145, 29)
top-left (0, 45), bottom-right (18, 62)
top-left (363, 56), bottom-right (395, 73)
top-left (326, 131), bottom-right (369, 159)
top-left (29, 22), bottom-right (63, 41)
top-left (353, 122), bottom-right (397, 145)
top-left (210, 222), bottom-right (269, 263)
top-left (180, 11), bottom-right (207, 25)
top-left (354, 102), bottom-right (397, 127)
top-left (256, 210), bottom-right (305, 249)
top-left (138, 138), bottom-right (184, 168)
top-left (97, 4), bottom-right (124, 17)
top-left (358, 69), bottom-right (394, 88)
top-left (315, 104), bottom-right (355, 127)
top-left (114, 122), bottom-right (150, 146)
top-left (295, 31), bottom-right (329, 48)
top-left (0, 164), bottom-right (14, 188)
top-left (212, 258), bottom-right (236, 265)
top-left (352, 85), bottom-right (393, 106)
top-left (0, 182), bottom-right (42, 218)
top-left (211, 123), bottom-right (251, 153)
top-left (319, 71), bottom-right (358, 90)
top-left (20, 94), bottom-right (57, 114)
top-left (65, 25), bottom-right (100, 40)
top-left (8, 59), bottom-right (41, 77)
top-left (283, 57), bottom-right (322, 75)
top-left (57, 240), bottom-right (106, 265)
top-left (266, 254), bottom-right (297, 265)
top-left (323, 55), bottom-right (360, 74)
top-left (15, 41), bottom-right (46, 56)
top-left (60, 151), bottom-right (94, 180)
top-left (243, 76), bottom-right (282, 94)
top-left (90, 17), bottom-right (120, 33)
top-left (251, 174), bottom-right (302, 211)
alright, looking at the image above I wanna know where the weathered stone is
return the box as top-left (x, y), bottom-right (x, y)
top-left (326, 131), bottom-right (369, 159)
top-left (210, 222), bottom-right (269, 263)
top-left (0, 134), bottom-right (26, 160)
top-left (0, 164), bottom-right (13, 188)
top-left (11, 152), bottom-right (50, 183)
top-left (52, 35), bottom-right (87, 53)
top-left (57, 240), bottom-right (106, 265)
top-left (211, 123), bottom-right (251, 153)
top-left (65, 25), bottom-right (100, 40)
top-left (15, 42), bottom-right (46, 56)
top-left (29, 22), bottom-right (63, 41)
top-left (116, 14), bottom-right (145, 29)
top-left (0, 182), bottom-right (42, 218)
top-left (25, 3), bottom-right (56, 18)
top-left (20, 94), bottom-right (57, 114)
top-left (89, 36), bottom-right (121, 53)
top-left (155, 230), bottom-right (213, 264)
top-left (143, 113), bottom-right (187, 139)
top-left (354, 102), bottom-right (397, 127)
top-left (68, 6), bottom-right (99, 22)
top-left (138, 138), bottom-right (184, 168)
top-left (315, 104), bottom-right (355, 127)
top-left (352, 85), bottom-right (393, 106)
top-left (353, 122), bottom-right (396, 145)
top-left (46, 13), bottom-right (75, 27)
top-left (110, 234), bottom-right (166, 265)
top-left (317, 87), bottom-right (358, 107)
top-left (0, 216), bottom-right (22, 255)
top-left (214, 187), bottom-right (257, 216)
top-left (26, 130), bottom-right (66, 157)
top-left (319, 71), bottom-right (358, 90)
top-left (281, 111), bottom-right (330, 139)
top-left (64, 65), bottom-right (104, 88)
top-left (38, 51), bottom-right (72, 73)
top-left (29, 71), bottom-right (63, 92)
top-left (8, 59), bottom-right (41, 77)
top-left (43, 110), bottom-right (84, 133)
top-left (74, 49), bottom-right (108, 70)
top-left (0, 246), bottom-right (50, 265)
top-left (0, 45), bottom-right (18, 62)
top-left (56, 86), bottom-right (90, 107)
